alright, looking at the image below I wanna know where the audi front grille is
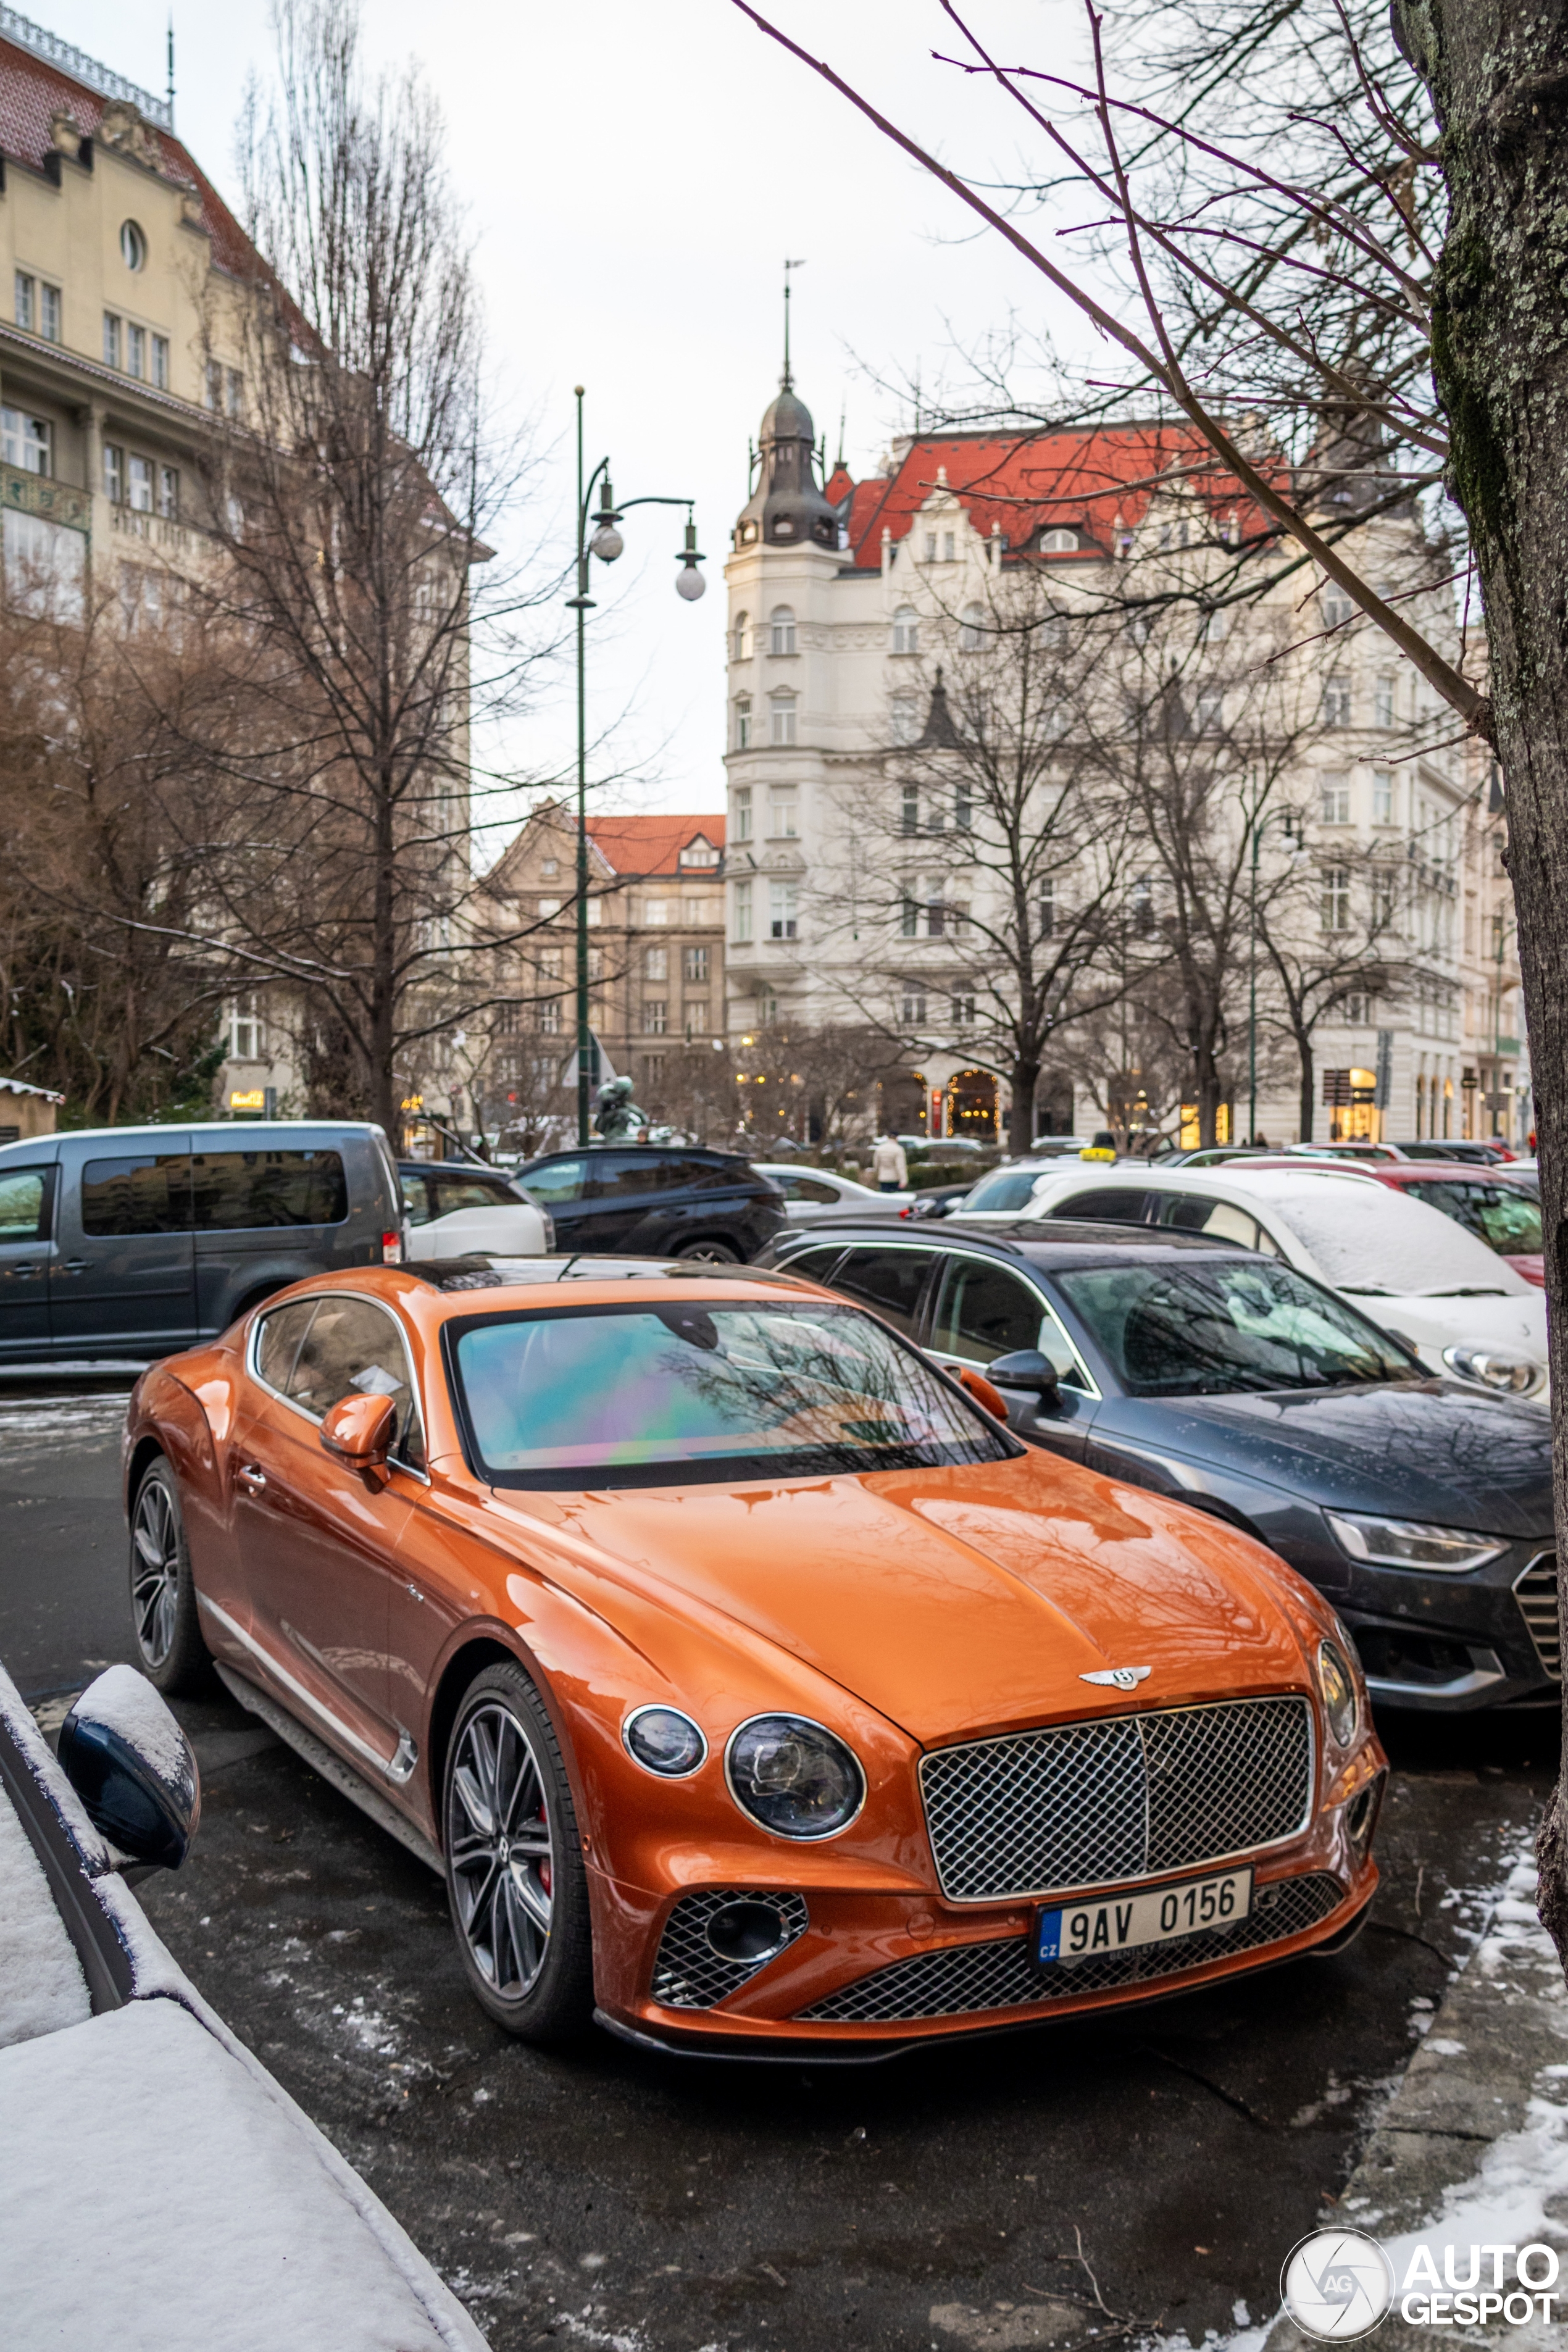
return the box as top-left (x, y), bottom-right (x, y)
top-left (1514, 1554), bottom-right (1561, 1682)
top-left (919, 1695), bottom-right (1314, 1903)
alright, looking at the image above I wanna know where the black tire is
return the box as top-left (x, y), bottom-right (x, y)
top-left (441, 1662), bottom-right (594, 2044)
top-left (128, 1458), bottom-right (212, 1696)
top-left (677, 1237), bottom-right (742, 1263)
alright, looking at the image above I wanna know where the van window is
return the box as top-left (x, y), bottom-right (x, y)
top-left (82, 1154), bottom-right (193, 1235)
top-left (0, 1167), bottom-right (51, 1243)
top-left (190, 1150), bottom-right (348, 1230)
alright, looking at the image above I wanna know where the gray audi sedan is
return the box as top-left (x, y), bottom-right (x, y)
top-left (757, 1217), bottom-right (1558, 1714)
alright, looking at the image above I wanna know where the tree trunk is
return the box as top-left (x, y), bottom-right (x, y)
top-left (1401, 0), bottom-right (1568, 1977)
top-left (1297, 1034), bottom-right (1316, 1148)
top-left (1010, 1054), bottom-right (1040, 1154)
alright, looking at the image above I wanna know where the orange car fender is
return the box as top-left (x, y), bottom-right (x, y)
top-left (127, 1364), bottom-right (228, 1583)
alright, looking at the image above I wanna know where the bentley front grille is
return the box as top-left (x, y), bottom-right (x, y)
top-left (1514, 1554), bottom-right (1561, 1682)
top-left (919, 1696), bottom-right (1314, 1903)
top-left (649, 1890), bottom-right (809, 2011)
top-left (796, 1871), bottom-right (1345, 2024)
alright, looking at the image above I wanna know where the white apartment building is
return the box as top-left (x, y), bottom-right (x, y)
top-left (721, 365), bottom-right (1493, 1145)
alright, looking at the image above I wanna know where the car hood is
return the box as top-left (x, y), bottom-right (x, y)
top-left (493, 1450), bottom-right (1314, 1748)
top-left (1093, 1383), bottom-right (1554, 1540)
top-left (1344, 1288), bottom-right (1547, 1361)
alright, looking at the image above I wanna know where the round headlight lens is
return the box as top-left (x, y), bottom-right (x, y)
top-left (1317, 1638), bottom-right (1359, 1748)
top-left (1441, 1345), bottom-right (1543, 1396)
top-left (623, 1706), bottom-right (706, 1777)
top-left (726, 1714), bottom-right (866, 1840)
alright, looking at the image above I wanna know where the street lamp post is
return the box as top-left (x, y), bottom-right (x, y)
top-left (565, 386), bottom-right (704, 1146)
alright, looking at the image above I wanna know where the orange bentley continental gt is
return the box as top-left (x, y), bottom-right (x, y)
top-left (123, 1259), bottom-right (1385, 2057)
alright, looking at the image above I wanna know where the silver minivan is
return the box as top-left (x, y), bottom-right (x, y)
top-left (0, 1121), bottom-right (404, 1364)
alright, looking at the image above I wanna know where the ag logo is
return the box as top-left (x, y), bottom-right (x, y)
top-left (1280, 2229), bottom-right (1395, 2340)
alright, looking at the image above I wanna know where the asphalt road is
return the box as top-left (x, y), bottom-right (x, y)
top-left (2, 1382), bottom-right (1558, 2352)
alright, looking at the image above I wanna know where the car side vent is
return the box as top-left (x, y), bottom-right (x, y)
top-left (1514, 1554), bottom-right (1561, 1682)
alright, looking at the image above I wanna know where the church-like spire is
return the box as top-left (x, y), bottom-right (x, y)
top-left (782, 257), bottom-right (806, 390)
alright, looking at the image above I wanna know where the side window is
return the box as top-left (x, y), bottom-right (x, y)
top-left (780, 1243), bottom-right (849, 1284)
top-left (1050, 1186), bottom-right (1150, 1224)
top-left (401, 1172), bottom-right (433, 1225)
top-left (1469, 1185), bottom-right (1541, 1254)
top-left (795, 1176), bottom-right (840, 1204)
top-left (190, 1150), bottom-right (348, 1231)
top-left (255, 1299), bottom-right (320, 1396)
top-left (591, 1153), bottom-right (675, 1198)
top-left (929, 1257), bottom-right (1090, 1387)
top-left (284, 1296), bottom-right (425, 1469)
top-left (1154, 1196), bottom-right (1262, 1249)
top-left (81, 1154), bottom-right (192, 1235)
top-left (430, 1175), bottom-right (515, 1217)
top-left (0, 1167), bottom-right (51, 1243)
top-left (769, 1174), bottom-right (801, 1201)
top-left (826, 1245), bottom-right (935, 1338)
top-left (519, 1158), bottom-right (589, 1206)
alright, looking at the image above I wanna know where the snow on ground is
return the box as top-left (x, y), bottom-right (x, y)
top-left (0, 1390), bottom-right (133, 1446)
top-left (0, 1782), bottom-right (91, 2051)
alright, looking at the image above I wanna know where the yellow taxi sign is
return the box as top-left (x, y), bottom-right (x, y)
top-left (228, 1088), bottom-right (267, 1111)
top-left (401, 1095), bottom-right (424, 1112)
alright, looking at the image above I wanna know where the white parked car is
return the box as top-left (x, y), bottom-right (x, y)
top-left (987, 1161), bottom-right (1549, 1401)
top-left (750, 1164), bottom-right (913, 1220)
top-left (0, 1661), bottom-right (488, 2352)
top-left (414, 1200), bottom-right (553, 1258)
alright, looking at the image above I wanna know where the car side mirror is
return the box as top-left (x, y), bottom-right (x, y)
top-left (57, 1666), bottom-right (200, 1872)
top-left (956, 1366), bottom-right (1011, 1422)
top-left (320, 1391), bottom-right (396, 1464)
top-left (987, 1349), bottom-right (1063, 1407)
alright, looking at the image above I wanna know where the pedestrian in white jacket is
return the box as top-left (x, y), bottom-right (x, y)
top-left (870, 1135), bottom-right (909, 1191)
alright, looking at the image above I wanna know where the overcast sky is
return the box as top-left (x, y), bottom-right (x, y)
top-left (41, 1), bottom-right (1090, 830)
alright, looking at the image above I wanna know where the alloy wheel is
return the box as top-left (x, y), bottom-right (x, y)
top-left (446, 1701), bottom-right (555, 1998)
top-left (131, 1478), bottom-right (180, 1669)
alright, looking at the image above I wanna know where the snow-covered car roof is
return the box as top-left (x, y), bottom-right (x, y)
top-left (0, 1663), bottom-right (488, 2352)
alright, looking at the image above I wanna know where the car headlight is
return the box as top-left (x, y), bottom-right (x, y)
top-left (622, 1705), bottom-right (706, 1777)
top-left (1327, 1511), bottom-right (1505, 1574)
top-left (1316, 1638), bottom-right (1360, 1748)
top-left (725, 1714), bottom-right (865, 1840)
top-left (1441, 1345), bottom-right (1544, 1396)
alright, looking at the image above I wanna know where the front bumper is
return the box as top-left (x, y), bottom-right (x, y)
top-left (590, 1767), bottom-right (1382, 2054)
top-left (1335, 1543), bottom-right (1559, 1711)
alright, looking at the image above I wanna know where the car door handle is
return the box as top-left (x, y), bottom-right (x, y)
top-left (58, 1259), bottom-right (91, 1274)
top-left (5, 1263), bottom-right (44, 1280)
top-left (404, 1582), bottom-right (424, 1603)
top-left (236, 1464), bottom-right (268, 1493)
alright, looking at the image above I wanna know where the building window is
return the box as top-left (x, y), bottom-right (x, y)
top-left (960, 603), bottom-right (985, 653)
top-left (1372, 768), bottom-right (1394, 824)
top-left (128, 455), bottom-right (154, 514)
top-left (103, 312), bottom-right (122, 369)
top-left (644, 898), bottom-right (669, 925)
top-left (152, 333), bottom-right (169, 389)
top-left (733, 610), bottom-right (749, 660)
top-left (733, 880), bottom-right (753, 943)
top-left (1321, 582), bottom-right (1354, 628)
top-left (103, 443), bottom-right (124, 503)
top-left (1195, 688), bottom-right (1224, 733)
top-left (901, 784), bottom-right (919, 836)
top-left (36, 283), bottom-right (60, 343)
top-left (770, 694), bottom-right (797, 747)
top-left (892, 605), bottom-right (918, 655)
top-left (1322, 674), bottom-right (1352, 728)
top-left (734, 785), bottom-right (753, 843)
top-left (535, 996), bottom-right (561, 1035)
top-left (683, 945), bottom-right (709, 982)
top-left (158, 465), bottom-right (179, 521)
top-left (14, 271), bottom-right (33, 330)
top-left (539, 948), bottom-right (563, 983)
top-left (926, 881), bottom-right (946, 939)
top-left (769, 604), bottom-right (796, 656)
top-left (1319, 774), bottom-right (1351, 824)
top-left (952, 993), bottom-right (976, 1028)
top-left (120, 220), bottom-right (147, 271)
top-left (754, 985), bottom-right (778, 1027)
top-left (902, 990), bottom-right (927, 1026)
top-left (1041, 528), bottom-right (1078, 553)
top-left (901, 894), bottom-right (919, 938)
top-left (641, 1053), bottom-right (664, 1085)
top-left (2, 407), bottom-right (51, 476)
top-left (943, 530), bottom-right (956, 562)
top-left (228, 995), bottom-right (265, 1061)
top-left (643, 1001), bottom-right (668, 1035)
top-left (206, 360), bottom-right (222, 411)
top-left (225, 369), bottom-right (244, 419)
top-left (924, 533), bottom-right (937, 562)
top-left (1131, 877), bottom-right (1154, 936)
top-left (1374, 673), bottom-right (1396, 728)
top-left (769, 792), bottom-right (797, 838)
top-left (954, 780), bottom-right (973, 832)
top-left (127, 323), bottom-right (146, 380)
top-left (769, 881), bottom-right (798, 940)
top-left (1322, 865), bottom-right (1351, 932)
top-left (735, 696), bottom-right (751, 750)
top-left (644, 945), bottom-right (668, 981)
top-left (891, 693), bottom-right (918, 744)
top-left (683, 998), bottom-right (709, 1034)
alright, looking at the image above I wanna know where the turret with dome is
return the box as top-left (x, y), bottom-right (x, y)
top-left (734, 285), bottom-right (843, 552)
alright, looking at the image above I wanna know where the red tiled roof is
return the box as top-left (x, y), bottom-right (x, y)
top-left (0, 31), bottom-right (258, 281)
top-left (585, 814), bottom-right (725, 878)
top-left (838, 423), bottom-right (1274, 568)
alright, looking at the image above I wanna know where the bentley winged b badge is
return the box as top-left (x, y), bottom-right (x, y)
top-left (1080, 1666), bottom-right (1153, 1691)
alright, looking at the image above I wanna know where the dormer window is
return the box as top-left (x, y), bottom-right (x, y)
top-left (680, 840), bottom-right (720, 867)
top-left (769, 606), bottom-right (796, 656)
top-left (1041, 528), bottom-right (1078, 553)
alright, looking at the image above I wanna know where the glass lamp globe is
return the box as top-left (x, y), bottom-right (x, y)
top-left (590, 522), bottom-right (624, 563)
top-left (675, 564), bottom-right (706, 601)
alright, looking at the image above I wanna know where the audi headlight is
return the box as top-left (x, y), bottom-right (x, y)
top-left (1442, 1345), bottom-right (1544, 1397)
top-left (1327, 1511), bottom-right (1505, 1574)
top-left (725, 1714), bottom-right (865, 1840)
top-left (1316, 1638), bottom-right (1360, 1748)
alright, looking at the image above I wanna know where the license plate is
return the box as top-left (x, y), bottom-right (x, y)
top-left (1035, 1867), bottom-right (1253, 1966)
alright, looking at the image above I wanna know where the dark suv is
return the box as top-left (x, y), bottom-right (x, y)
top-left (514, 1146), bottom-right (786, 1261)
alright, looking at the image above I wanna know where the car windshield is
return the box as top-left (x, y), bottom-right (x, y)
top-left (1056, 1261), bottom-right (1418, 1396)
top-left (1403, 1180), bottom-right (1542, 1257)
top-left (963, 1169), bottom-right (1043, 1212)
top-left (449, 1299), bottom-right (1015, 1488)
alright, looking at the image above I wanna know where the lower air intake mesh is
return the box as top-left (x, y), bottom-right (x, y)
top-left (650, 1889), bottom-right (809, 2011)
top-left (795, 1872), bottom-right (1344, 2024)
